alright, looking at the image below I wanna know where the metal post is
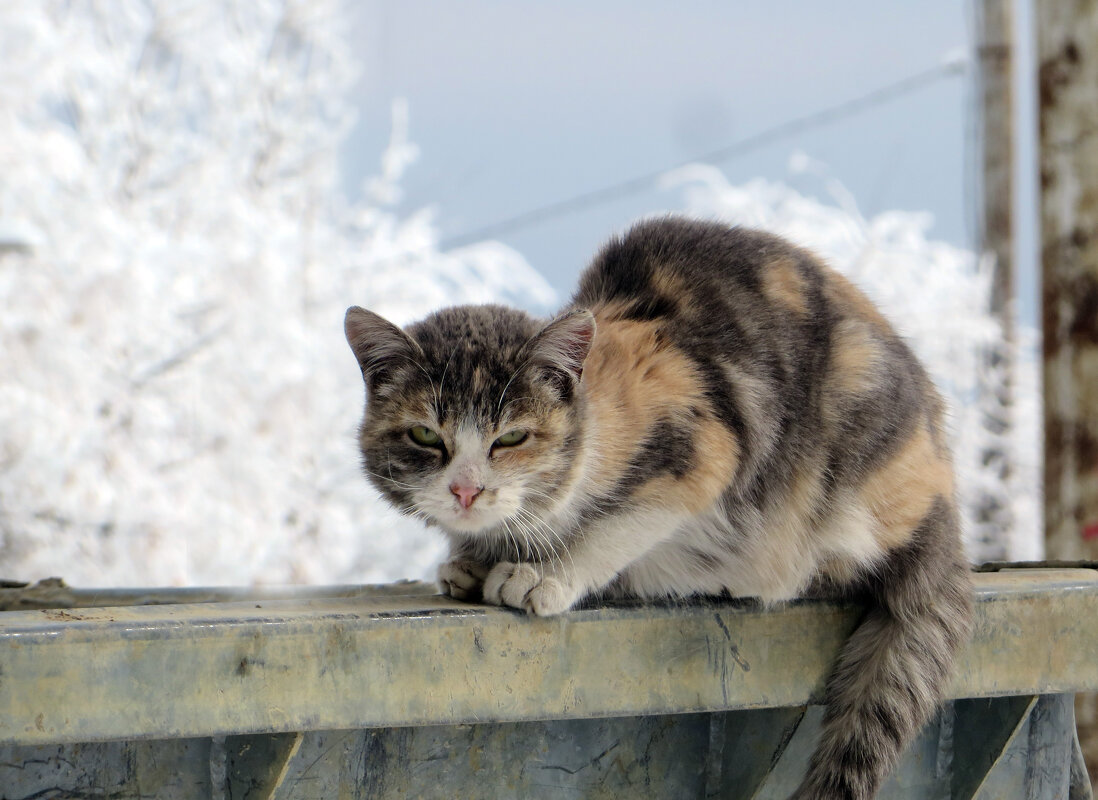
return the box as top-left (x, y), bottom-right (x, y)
top-left (974, 0), bottom-right (1017, 558)
top-left (1038, 0), bottom-right (1098, 791)
top-left (1038, 0), bottom-right (1098, 578)
top-left (977, 0), bottom-right (1016, 346)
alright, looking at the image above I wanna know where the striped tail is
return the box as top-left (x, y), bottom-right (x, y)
top-left (792, 497), bottom-right (974, 800)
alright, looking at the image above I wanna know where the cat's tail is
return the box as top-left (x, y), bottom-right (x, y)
top-left (792, 496), bottom-right (974, 800)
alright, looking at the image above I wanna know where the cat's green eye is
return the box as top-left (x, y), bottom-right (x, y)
top-left (409, 426), bottom-right (441, 447)
top-left (493, 429), bottom-right (527, 448)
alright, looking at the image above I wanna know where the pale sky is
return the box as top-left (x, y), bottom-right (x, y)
top-left (342, 1), bottom-right (1037, 318)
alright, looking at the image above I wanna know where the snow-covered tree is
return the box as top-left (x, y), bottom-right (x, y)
top-left (0, 1), bottom-right (552, 586)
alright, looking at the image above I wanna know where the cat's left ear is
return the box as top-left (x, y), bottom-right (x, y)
top-left (527, 309), bottom-right (596, 382)
top-left (344, 306), bottom-right (421, 387)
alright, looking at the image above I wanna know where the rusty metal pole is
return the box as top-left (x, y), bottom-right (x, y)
top-left (974, 0), bottom-right (1016, 559)
top-left (978, 0), bottom-right (1016, 348)
top-left (1038, 0), bottom-right (1098, 790)
top-left (1038, 1), bottom-right (1098, 567)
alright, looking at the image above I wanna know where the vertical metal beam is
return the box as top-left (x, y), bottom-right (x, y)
top-left (707, 705), bottom-right (809, 799)
top-left (952, 695), bottom-right (1038, 798)
top-left (1073, 722), bottom-right (1097, 800)
top-left (974, 0), bottom-right (1017, 558)
top-left (225, 731), bottom-right (303, 800)
top-left (977, 0), bottom-right (1017, 343)
top-left (1038, 0), bottom-right (1098, 791)
top-left (1039, 0), bottom-right (1098, 562)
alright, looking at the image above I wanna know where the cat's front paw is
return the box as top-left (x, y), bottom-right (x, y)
top-left (482, 562), bottom-right (579, 616)
top-left (438, 558), bottom-right (489, 602)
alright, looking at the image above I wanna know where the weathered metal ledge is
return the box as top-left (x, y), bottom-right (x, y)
top-left (1, 567), bottom-right (1096, 747)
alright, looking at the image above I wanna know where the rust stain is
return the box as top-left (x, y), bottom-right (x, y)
top-left (1041, 13), bottom-right (1098, 565)
top-left (40, 609), bottom-right (83, 622)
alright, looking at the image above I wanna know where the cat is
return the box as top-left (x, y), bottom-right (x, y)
top-left (344, 216), bottom-right (973, 800)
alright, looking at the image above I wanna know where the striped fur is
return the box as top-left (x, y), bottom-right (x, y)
top-left (345, 217), bottom-right (973, 799)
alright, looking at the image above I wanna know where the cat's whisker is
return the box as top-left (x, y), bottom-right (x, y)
top-left (364, 468), bottom-right (420, 491)
top-left (521, 486), bottom-right (603, 526)
top-left (405, 506), bottom-right (433, 527)
top-left (438, 343), bottom-right (460, 405)
top-left (509, 513), bottom-right (546, 561)
top-left (500, 519), bottom-right (523, 564)
top-left (381, 450), bottom-right (422, 492)
top-left (517, 486), bottom-right (567, 513)
top-left (509, 514), bottom-right (560, 574)
top-left (518, 487), bottom-right (556, 501)
top-left (495, 356), bottom-right (534, 416)
top-left (509, 500), bottom-right (570, 537)
top-left (408, 359), bottom-right (441, 412)
top-left (512, 506), bottom-right (573, 575)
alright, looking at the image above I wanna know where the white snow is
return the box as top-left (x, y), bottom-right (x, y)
top-left (0, 1), bottom-right (551, 587)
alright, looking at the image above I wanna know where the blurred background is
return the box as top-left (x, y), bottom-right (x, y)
top-left (0, 0), bottom-right (1047, 588)
top-left (345, 1), bottom-right (1037, 308)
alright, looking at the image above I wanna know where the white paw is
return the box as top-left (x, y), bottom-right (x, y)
top-left (482, 562), bottom-right (579, 616)
top-left (437, 558), bottom-right (489, 601)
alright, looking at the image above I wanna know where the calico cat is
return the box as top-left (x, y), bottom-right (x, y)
top-left (344, 216), bottom-right (973, 800)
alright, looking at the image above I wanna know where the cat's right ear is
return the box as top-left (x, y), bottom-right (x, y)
top-left (344, 306), bottom-right (420, 387)
top-left (526, 309), bottom-right (596, 388)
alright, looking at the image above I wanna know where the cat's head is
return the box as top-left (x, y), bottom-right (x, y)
top-left (345, 304), bottom-right (595, 538)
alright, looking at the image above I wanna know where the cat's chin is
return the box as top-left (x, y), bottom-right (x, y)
top-left (435, 510), bottom-right (502, 537)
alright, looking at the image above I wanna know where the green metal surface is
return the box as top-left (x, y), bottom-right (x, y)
top-left (0, 696), bottom-right (1085, 798)
top-left (952, 694), bottom-right (1039, 798)
top-left (0, 576), bottom-right (436, 611)
top-left (1, 568), bottom-right (1096, 747)
top-left (0, 738), bottom-right (215, 798)
top-left (225, 731), bottom-right (303, 799)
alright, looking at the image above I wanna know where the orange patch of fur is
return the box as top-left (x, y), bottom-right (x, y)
top-left (583, 302), bottom-right (739, 506)
top-left (761, 257), bottom-right (809, 315)
top-left (824, 268), bottom-right (892, 330)
top-left (829, 318), bottom-right (884, 396)
top-left (859, 424), bottom-right (954, 551)
top-left (471, 365), bottom-right (487, 394)
top-left (632, 415), bottom-right (740, 513)
top-left (648, 268), bottom-right (686, 307)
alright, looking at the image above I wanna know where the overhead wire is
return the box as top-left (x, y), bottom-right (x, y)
top-left (439, 59), bottom-right (968, 250)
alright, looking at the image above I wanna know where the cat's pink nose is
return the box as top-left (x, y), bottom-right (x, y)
top-left (450, 482), bottom-right (483, 510)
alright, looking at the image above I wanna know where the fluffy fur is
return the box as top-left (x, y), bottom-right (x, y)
top-left (345, 217), bottom-right (973, 800)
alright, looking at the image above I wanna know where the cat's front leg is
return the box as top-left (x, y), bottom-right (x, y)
top-left (482, 562), bottom-right (579, 616)
top-left (437, 545), bottom-right (492, 601)
top-left (483, 509), bottom-right (689, 616)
